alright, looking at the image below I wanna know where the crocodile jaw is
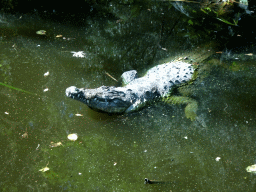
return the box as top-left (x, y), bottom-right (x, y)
top-left (66, 86), bottom-right (133, 113)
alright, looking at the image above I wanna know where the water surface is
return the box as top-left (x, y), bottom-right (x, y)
top-left (1, 10), bottom-right (256, 192)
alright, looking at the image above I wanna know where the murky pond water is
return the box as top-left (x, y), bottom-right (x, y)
top-left (1, 9), bottom-right (256, 192)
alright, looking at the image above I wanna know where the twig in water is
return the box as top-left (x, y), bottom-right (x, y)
top-left (105, 72), bottom-right (118, 82)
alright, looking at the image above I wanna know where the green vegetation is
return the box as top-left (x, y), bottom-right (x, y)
top-left (200, 1), bottom-right (239, 26)
top-left (0, 82), bottom-right (36, 95)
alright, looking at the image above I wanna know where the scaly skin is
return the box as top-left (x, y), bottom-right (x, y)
top-left (65, 61), bottom-right (194, 113)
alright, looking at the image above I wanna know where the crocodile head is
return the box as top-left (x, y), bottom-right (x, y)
top-left (65, 86), bottom-right (134, 113)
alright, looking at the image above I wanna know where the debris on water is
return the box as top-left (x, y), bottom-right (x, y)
top-left (22, 132), bottom-right (28, 138)
top-left (36, 144), bottom-right (40, 150)
top-left (67, 133), bottom-right (78, 141)
top-left (44, 71), bottom-right (49, 77)
top-left (114, 162), bottom-right (117, 166)
top-left (21, 128), bottom-right (28, 139)
top-left (39, 167), bottom-right (49, 172)
top-left (144, 178), bottom-right (168, 184)
top-left (215, 157), bottom-right (221, 161)
top-left (56, 35), bottom-right (63, 38)
top-left (4, 111), bottom-right (9, 115)
top-left (75, 114), bottom-right (83, 116)
top-left (246, 164), bottom-right (256, 173)
top-left (39, 162), bottom-right (50, 172)
top-left (71, 51), bottom-right (86, 58)
top-left (105, 72), bottom-right (118, 82)
top-left (36, 30), bottom-right (46, 35)
top-left (50, 142), bottom-right (63, 148)
top-left (184, 136), bottom-right (188, 139)
top-left (43, 88), bottom-right (49, 92)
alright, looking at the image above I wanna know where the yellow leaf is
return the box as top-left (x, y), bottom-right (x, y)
top-left (36, 30), bottom-right (46, 35)
top-left (50, 142), bottom-right (63, 148)
top-left (39, 167), bottom-right (50, 172)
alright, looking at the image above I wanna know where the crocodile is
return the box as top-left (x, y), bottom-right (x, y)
top-left (65, 61), bottom-right (195, 113)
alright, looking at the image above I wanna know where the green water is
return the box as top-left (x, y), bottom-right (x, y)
top-left (1, 10), bottom-right (256, 192)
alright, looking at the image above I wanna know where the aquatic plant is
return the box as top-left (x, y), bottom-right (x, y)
top-left (0, 82), bottom-right (36, 95)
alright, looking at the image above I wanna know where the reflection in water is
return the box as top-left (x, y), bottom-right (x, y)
top-left (1, 6), bottom-right (256, 191)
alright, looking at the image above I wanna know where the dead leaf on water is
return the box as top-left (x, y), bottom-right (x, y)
top-left (22, 132), bottom-right (28, 139)
top-left (75, 114), bottom-right (83, 116)
top-left (39, 162), bottom-right (50, 172)
top-left (71, 51), bottom-right (86, 58)
top-left (36, 30), bottom-right (46, 35)
top-left (245, 53), bottom-right (253, 56)
top-left (246, 164), bottom-right (256, 173)
top-left (21, 128), bottom-right (28, 139)
top-left (44, 71), bottom-right (49, 77)
top-left (67, 133), bottom-right (78, 141)
top-left (56, 35), bottom-right (63, 38)
top-left (50, 141), bottom-right (63, 148)
top-left (39, 167), bottom-right (49, 172)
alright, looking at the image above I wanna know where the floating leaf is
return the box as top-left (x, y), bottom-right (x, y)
top-left (75, 114), bottom-right (83, 116)
top-left (44, 71), bottom-right (50, 77)
top-left (21, 132), bottom-right (28, 139)
top-left (67, 133), bottom-right (78, 141)
top-left (50, 142), bottom-right (63, 148)
top-left (246, 164), bottom-right (256, 173)
top-left (39, 162), bottom-right (50, 172)
top-left (39, 167), bottom-right (50, 172)
top-left (71, 51), bottom-right (86, 58)
top-left (56, 35), bottom-right (63, 38)
top-left (36, 144), bottom-right (40, 150)
top-left (36, 30), bottom-right (46, 35)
